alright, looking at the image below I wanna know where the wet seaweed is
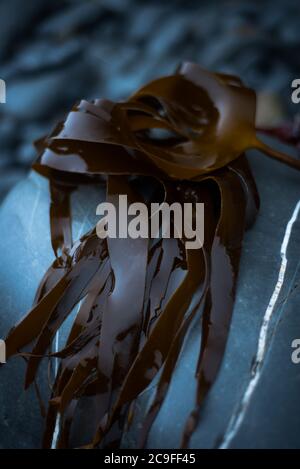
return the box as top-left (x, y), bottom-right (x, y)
top-left (5, 63), bottom-right (300, 448)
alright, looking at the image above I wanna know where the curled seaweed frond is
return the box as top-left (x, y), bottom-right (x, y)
top-left (6, 63), bottom-right (300, 448)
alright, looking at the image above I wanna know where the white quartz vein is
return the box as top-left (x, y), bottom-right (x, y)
top-left (51, 331), bottom-right (60, 449)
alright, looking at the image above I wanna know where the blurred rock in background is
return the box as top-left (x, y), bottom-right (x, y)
top-left (1, 0), bottom-right (300, 201)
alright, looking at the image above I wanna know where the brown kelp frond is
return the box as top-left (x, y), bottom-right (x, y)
top-left (181, 167), bottom-right (247, 447)
top-left (5, 62), bottom-right (300, 449)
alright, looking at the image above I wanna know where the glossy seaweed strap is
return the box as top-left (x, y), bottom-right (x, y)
top-left (5, 63), bottom-right (300, 449)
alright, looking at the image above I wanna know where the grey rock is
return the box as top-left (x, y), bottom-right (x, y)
top-left (17, 142), bottom-right (36, 165)
top-left (0, 116), bottom-right (18, 149)
top-left (2, 0), bottom-right (300, 184)
top-left (7, 39), bottom-right (83, 76)
top-left (0, 0), bottom-right (52, 59)
top-left (147, 14), bottom-right (193, 58)
top-left (0, 168), bottom-right (27, 203)
top-left (128, 5), bottom-right (168, 41)
top-left (6, 73), bottom-right (69, 120)
top-left (0, 171), bottom-right (105, 448)
top-left (5, 62), bottom-right (97, 120)
top-left (230, 236), bottom-right (300, 448)
top-left (37, 2), bottom-right (106, 38)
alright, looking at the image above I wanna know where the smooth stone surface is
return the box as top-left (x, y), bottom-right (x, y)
top-left (0, 171), bottom-right (104, 448)
top-left (0, 142), bottom-right (299, 448)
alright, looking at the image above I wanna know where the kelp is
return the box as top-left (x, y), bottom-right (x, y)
top-left (5, 63), bottom-right (300, 448)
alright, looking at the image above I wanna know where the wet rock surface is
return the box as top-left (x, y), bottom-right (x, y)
top-left (0, 0), bottom-right (300, 449)
top-left (0, 172), bottom-right (104, 448)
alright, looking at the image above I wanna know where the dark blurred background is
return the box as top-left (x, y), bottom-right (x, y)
top-left (0, 0), bottom-right (299, 201)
